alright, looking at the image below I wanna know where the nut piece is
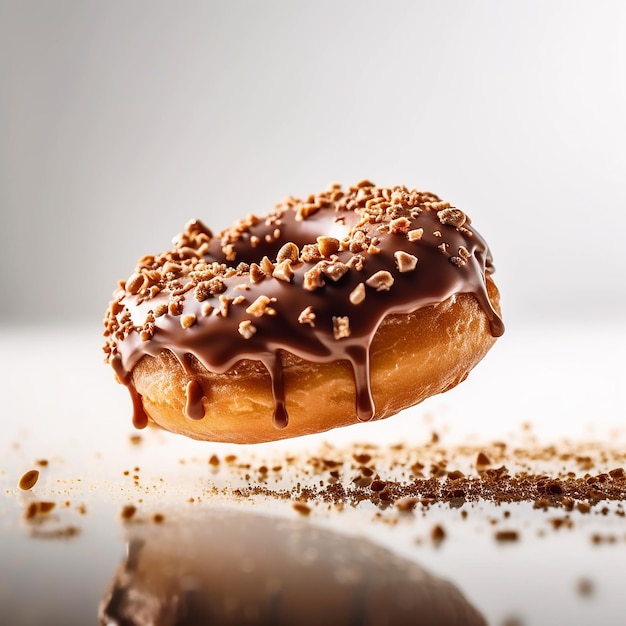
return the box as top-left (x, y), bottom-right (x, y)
top-left (407, 228), bottom-right (424, 242)
top-left (180, 314), bottom-right (197, 329)
top-left (19, 469), bottom-right (40, 491)
top-left (276, 242), bottom-right (299, 263)
top-left (366, 270), bottom-right (394, 292)
top-left (238, 320), bottom-right (257, 339)
top-left (349, 282), bottom-right (366, 305)
top-left (317, 236), bottom-right (340, 257)
top-left (246, 295), bottom-right (276, 317)
top-left (273, 259), bottom-right (294, 282)
top-left (332, 316), bottom-right (351, 339)
top-left (437, 208), bottom-right (467, 229)
top-left (394, 250), bottom-right (418, 273)
top-left (298, 306), bottom-right (316, 326)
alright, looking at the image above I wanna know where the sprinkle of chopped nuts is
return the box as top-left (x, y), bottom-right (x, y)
top-left (238, 320), bottom-right (257, 339)
top-left (366, 270), bottom-right (394, 291)
top-left (273, 259), bottom-right (294, 282)
top-left (407, 228), bottom-right (424, 242)
top-left (317, 236), bottom-right (340, 257)
top-left (276, 241), bottom-right (299, 263)
top-left (298, 306), bottom-right (316, 326)
top-left (332, 316), bottom-right (351, 339)
top-left (438, 207), bottom-right (467, 229)
top-left (246, 295), bottom-right (276, 317)
top-left (321, 261), bottom-right (349, 282)
top-left (388, 217), bottom-right (411, 234)
top-left (349, 282), bottom-right (366, 305)
top-left (394, 250), bottom-right (418, 273)
top-left (180, 313), bottom-right (196, 329)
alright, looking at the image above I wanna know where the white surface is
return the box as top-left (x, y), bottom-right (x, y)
top-left (1, 322), bottom-right (625, 625)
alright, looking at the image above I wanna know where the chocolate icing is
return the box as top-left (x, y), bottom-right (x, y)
top-left (103, 182), bottom-right (504, 432)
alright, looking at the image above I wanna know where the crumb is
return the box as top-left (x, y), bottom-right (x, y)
top-left (18, 469), bottom-right (39, 490)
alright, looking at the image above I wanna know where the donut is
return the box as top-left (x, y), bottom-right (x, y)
top-left (103, 181), bottom-right (504, 443)
top-left (99, 509), bottom-right (487, 625)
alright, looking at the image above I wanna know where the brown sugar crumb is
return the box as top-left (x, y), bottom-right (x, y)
top-left (129, 434), bottom-right (143, 445)
top-left (476, 452), bottom-right (491, 470)
top-left (35, 459), bottom-right (49, 467)
top-left (153, 513), bottom-right (165, 524)
top-left (576, 578), bottom-right (595, 597)
top-left (120, 505), bottom-right (137, 520)
top-left (495, 530), bottom-right (519, 542)
top-left (431, 524), bottom-right (446, 543)
top-left (24, 501), bottom-right (56, 519)
top-left (18, 469), bottom-right (40, 491)
top-left (208, 454), bottom-right (220, 467)
top-left (395, 496), bottom-right (420, 512)
top-left (293, 502), bottom-right (312, 516)
top-left (332, 316), bottom-right (351, 340)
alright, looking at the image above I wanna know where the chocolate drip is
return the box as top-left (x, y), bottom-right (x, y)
top-left (263, 353), bottom-right (289, 429)
top-left (185, 380), bottom-right (205, 420)
top-left (103, 183), bottom-right (504, 433)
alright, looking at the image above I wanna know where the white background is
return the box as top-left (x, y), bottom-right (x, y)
top-left (2, 1), bottom-right (625, 327)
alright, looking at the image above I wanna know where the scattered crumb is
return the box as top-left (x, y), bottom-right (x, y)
top-left (18, 470), bottom-right (39, 491)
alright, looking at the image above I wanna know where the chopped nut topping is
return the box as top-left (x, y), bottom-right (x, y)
top-left (321, 261), bottom-right (349, 282)
top-left (276, 242), bottom-right (299, 263)
top-left (273, 259), bottom-right (294, 282)
top-left (298, 306), bottom-right (316, 326)
top-left (259, 256), bottom-right (275, 275)
top-left (317, 236), bottom-right (340, 257)
top-left (300, 243), bottom-right (322, 263)
top-left (168, 300), bottom-right (183, 316)
top-left (433, 230), bottom-right (442, 237)
top-left (238, 320), bottom-right (257, 339)
top-left (394, 250), bottom-right (418, 272)
top-left (389, 217), bottom-right (411, 234)
top-left (180, 314), bottom-right (196, 329)
top-left (246, 295), bottom-right (276, 317)
top-left (201, 303), bottom-right (213, 316)
top-left (349, 282), bottom-right (366, 305)
top-left (407, 228), bottom-right (424, 242)
top-left (126, 273), bottom-right (146, 295)
top-left (333, 316), bottom-right (351, 339)
top-left (438, 207), bottom-right (467, 229)
top-left (249, 263), bottom-right (266, 284)
top-left (218, 295), bottom-right (231, 317)
top-left (366, 270), bottom-right (394, 291)
top-left (154, 304), bottom-right (167, 317)
top-left (458, 246), bottom-right (472, 260)
top-left (303, 266), bottom-right (325, 291)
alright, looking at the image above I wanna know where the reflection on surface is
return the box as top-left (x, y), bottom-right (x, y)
top-left (100, 508), bottom-right (485, 626)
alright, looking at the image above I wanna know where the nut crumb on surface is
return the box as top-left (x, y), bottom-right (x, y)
top-left (19, 470), bottom-right (39, 491)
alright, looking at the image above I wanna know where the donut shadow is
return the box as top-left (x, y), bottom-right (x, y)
top-left (99, 508), bottom-right (486, 626)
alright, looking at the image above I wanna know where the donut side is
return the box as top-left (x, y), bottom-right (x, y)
top-left (131, 278), bottom-right (500, 443)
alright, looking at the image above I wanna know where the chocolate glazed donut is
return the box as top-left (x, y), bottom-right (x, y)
top-left (103, 181), bottom-right (504, 443)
